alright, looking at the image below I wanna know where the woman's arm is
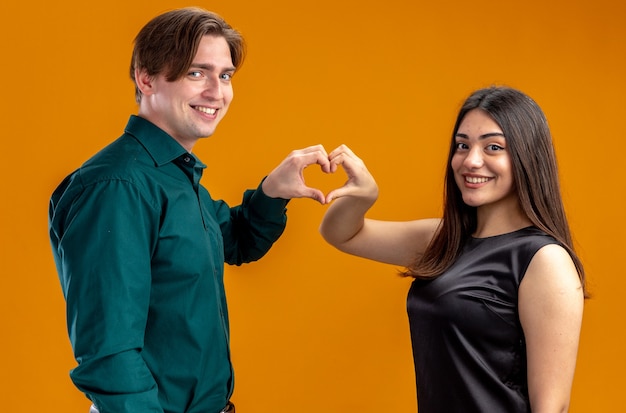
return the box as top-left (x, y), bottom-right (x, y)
top-left (319, 145), bottom-right (440, 267)
top-left (519, 244), bottom-right (584, 413)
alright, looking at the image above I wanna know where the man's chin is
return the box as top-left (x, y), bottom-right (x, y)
top-left (196, 127), bottom-right (217, 139)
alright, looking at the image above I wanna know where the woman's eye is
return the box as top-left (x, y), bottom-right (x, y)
top-left (487, 144), bottom-right (505, 151)
top-left (455, 142), bottom-right (468, 150)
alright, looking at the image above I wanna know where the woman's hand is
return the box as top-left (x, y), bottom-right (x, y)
top-left (325, 144), bottom-right (378, 204)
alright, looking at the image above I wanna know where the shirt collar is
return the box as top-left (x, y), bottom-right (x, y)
top-left (124, 115), bottom-right (206, 168)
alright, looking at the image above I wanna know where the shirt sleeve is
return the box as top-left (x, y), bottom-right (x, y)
top-left (51, 177), bottom-right (164, 413)
top-left (214, 179), bottom-right (289, 266)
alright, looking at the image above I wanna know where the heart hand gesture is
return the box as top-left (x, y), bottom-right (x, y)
top-left (262, 144), bottom-right (377, 205)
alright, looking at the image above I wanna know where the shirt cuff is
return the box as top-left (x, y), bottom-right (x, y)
top-left (246, 178), bottom-right (289, 219)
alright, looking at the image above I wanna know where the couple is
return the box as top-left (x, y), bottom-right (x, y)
top-left (48, 7), bottom-right (585, 413)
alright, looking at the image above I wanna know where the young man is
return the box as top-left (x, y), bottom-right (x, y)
top-left (49, 7), bottom-right (330, 413)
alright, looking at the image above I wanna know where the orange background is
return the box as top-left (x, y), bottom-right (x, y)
top-left (1, 0), bottom-right (624, 412)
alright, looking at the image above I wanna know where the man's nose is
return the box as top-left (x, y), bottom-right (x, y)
top-left (202, 76), bottom-right (223, 99)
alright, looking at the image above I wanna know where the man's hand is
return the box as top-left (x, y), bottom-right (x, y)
top-left (262, 145), bottom-right (331, 204)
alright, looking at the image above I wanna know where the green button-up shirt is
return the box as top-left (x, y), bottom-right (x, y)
top-left (49, 115), bottom-right (288, 413)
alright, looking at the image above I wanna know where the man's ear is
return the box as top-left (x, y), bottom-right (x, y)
top-left (135, 68), bottom-right (155, 96)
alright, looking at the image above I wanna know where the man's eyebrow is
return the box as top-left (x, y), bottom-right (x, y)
top-left (189, 63), bottom-right (236, 72)
top-left (455, 132), bottom-right (505, 139)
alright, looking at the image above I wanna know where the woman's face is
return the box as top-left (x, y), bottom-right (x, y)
top-left (451, 109), bottom-right (518, 211)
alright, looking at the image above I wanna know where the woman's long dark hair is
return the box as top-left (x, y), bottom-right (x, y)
top-left (404, 86), bottom-right (586, 294)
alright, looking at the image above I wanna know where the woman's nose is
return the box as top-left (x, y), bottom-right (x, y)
top-left (463, 147), bottom-right (484, 169)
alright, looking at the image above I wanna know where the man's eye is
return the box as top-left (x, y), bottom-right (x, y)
top-left (220, 73), bottom-right (232, 81)
top-left (189, 71), bottom-right (202, 78)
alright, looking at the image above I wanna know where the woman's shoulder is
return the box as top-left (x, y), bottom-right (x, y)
top-left (521, 232), bottom-right (580, 291)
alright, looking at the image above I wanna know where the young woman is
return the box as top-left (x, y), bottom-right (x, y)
top-left (320, 86), bottom-right (585, 413)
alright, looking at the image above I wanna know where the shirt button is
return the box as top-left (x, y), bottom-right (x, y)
top-left (184, 156), bottom-right (191, 162)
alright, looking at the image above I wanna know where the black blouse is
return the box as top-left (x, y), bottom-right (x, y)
top-left (407, 227), bottom-right (559, 413)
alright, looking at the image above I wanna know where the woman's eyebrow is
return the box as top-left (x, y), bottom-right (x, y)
top-left (455, 132), bottom-right (505, 139)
